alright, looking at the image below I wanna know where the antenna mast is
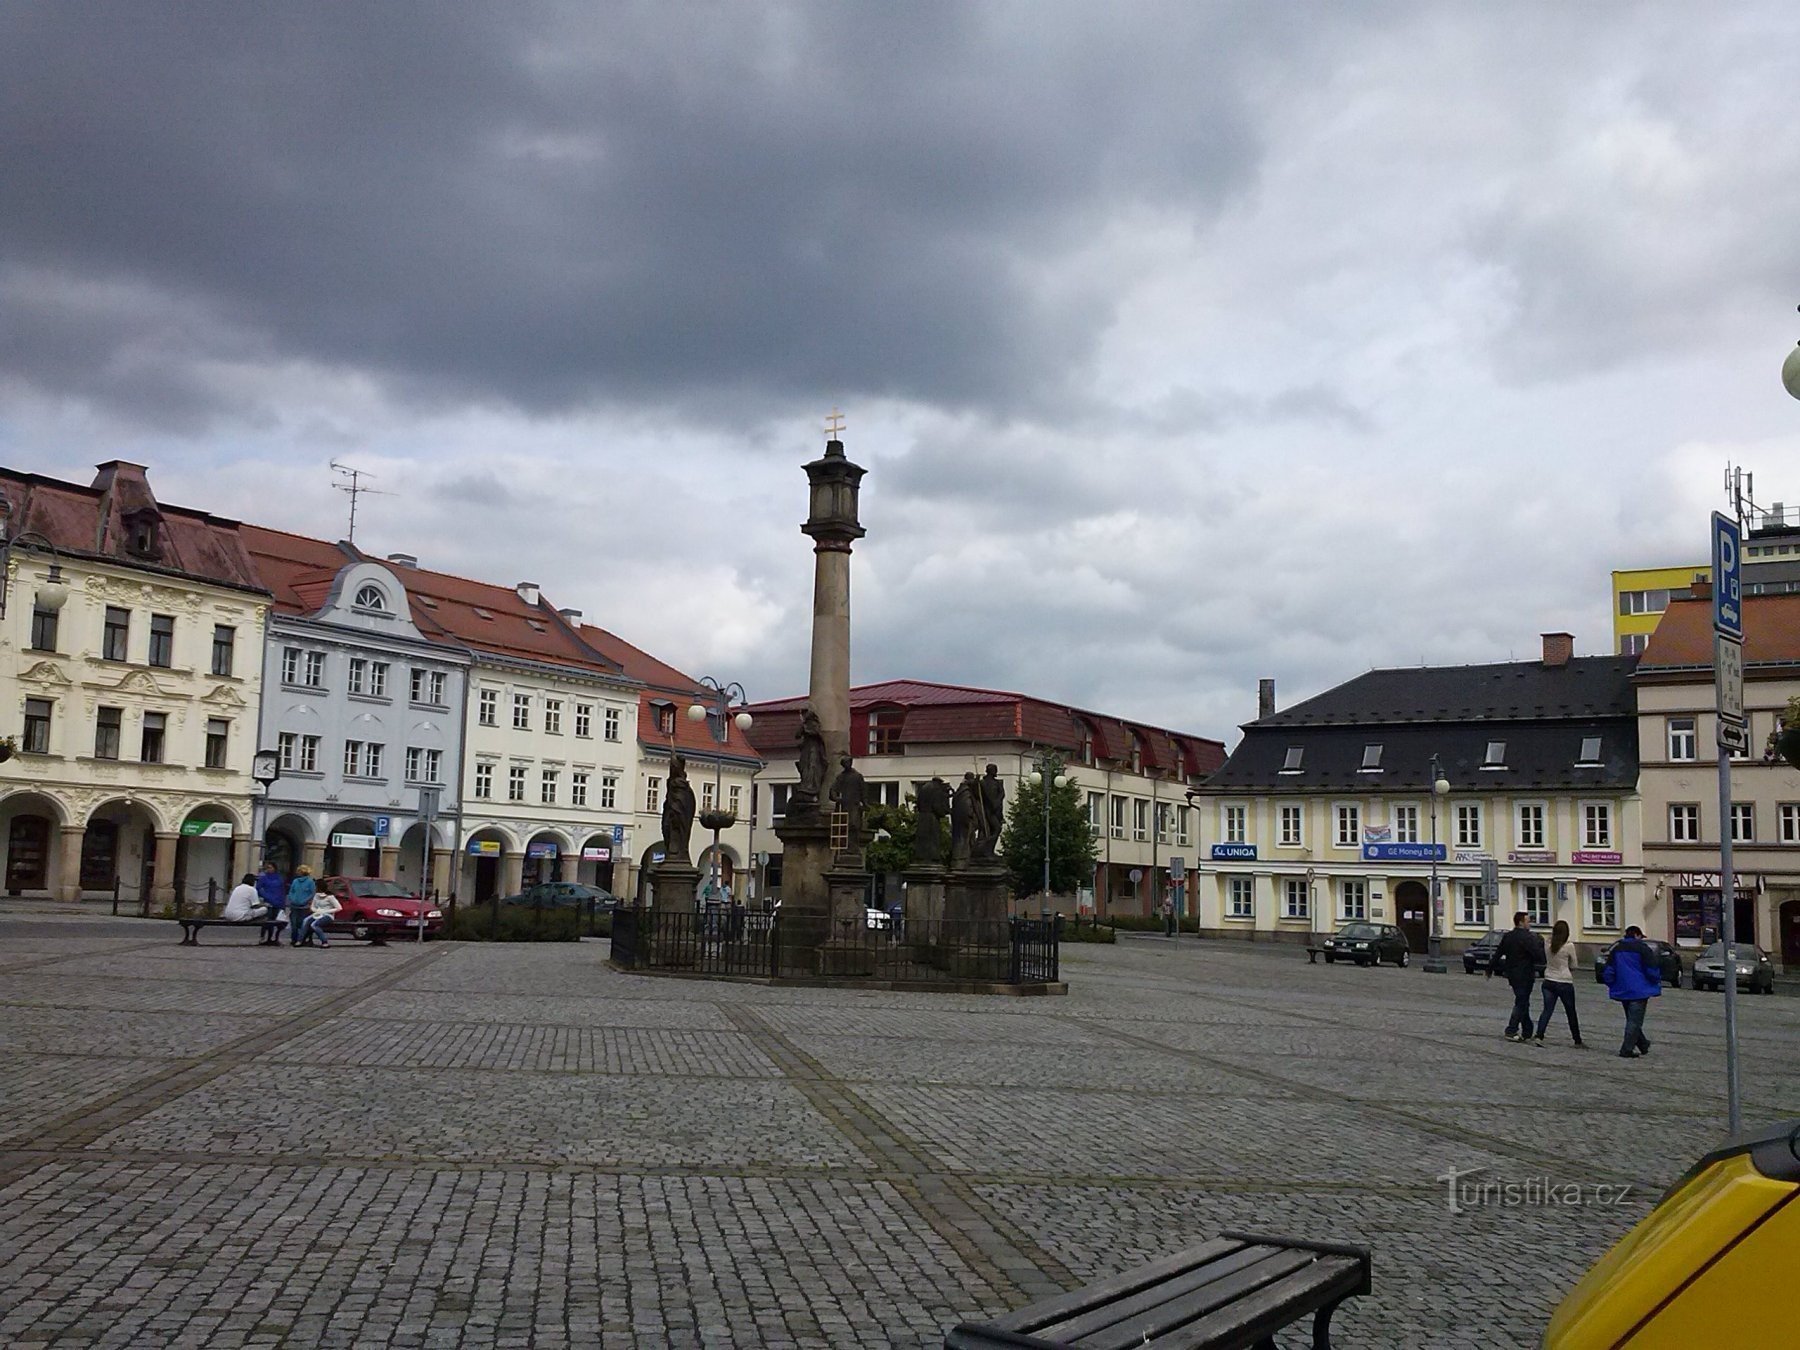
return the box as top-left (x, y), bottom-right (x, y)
top-left (330, 461), bottom-right (393, 542)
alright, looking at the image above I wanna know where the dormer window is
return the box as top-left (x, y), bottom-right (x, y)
top-left (1359, 744), bottom-right (1383, 772)
top-left (122, 509), bottom-right (162, 560)
top-left (1280, 746), bottom-right (1304, 774)
top-left (1577, 736), bottom-right (1603, 766)
top-left (353, 584), bottom-right (388, 612)
top-left (1482, 740), bottom-right (1507, 770)
top-left (1080, 734), bottom-right (1094, 765)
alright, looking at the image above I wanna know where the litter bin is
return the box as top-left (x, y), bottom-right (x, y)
top-left (1544, 1118), bottom-right (1800, 1348)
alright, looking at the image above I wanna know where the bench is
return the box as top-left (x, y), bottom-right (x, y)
top-left (945, 1232), bottom-right (1371, 1350)
top-left (176, 917), bottom-right (392, 946)
top-left (1304, 946), bottom-right (1326, 964)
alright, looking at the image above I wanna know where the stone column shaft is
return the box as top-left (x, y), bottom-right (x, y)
top-left (502, 851), bottom-right (525, 897)
top-left (151, 832), bottom-right (180, 908)
top-left (56, 825), bottom-right (85, 904)
top-left (809, 545), bottom-right (852, 767)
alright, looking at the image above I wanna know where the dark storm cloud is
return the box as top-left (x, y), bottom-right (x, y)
top-left (0, 2), bottom-right (1355, 428)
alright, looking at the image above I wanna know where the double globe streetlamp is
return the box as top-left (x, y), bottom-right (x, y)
top-left (1026, 752), bottom-right (1070, 914)
top-left (685, 678), bottom-right (752, 906)
top-left (1422, 754), bottom-right (1452, 973)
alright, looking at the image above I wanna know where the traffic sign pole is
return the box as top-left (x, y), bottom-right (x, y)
top-left (1711, 511), bottom-right (1744, 1136)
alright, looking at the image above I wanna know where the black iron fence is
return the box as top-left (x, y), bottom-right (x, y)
top-left (610, 907), bottom-right (1061, 986)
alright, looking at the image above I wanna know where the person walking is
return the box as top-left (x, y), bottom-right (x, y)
top-left (255, 861), bottom-right (287, 945)
top-left (300, 885), bottom-right (342, 948)
top-left (1533, 919), bottom-right (1584, 1047)
top-left (1601, 924), bottom-right (1662, 1058)
top-left (1487, 910), bottom-right (1546, 1042)
top-left (286, 865), bottom-right (317, 947)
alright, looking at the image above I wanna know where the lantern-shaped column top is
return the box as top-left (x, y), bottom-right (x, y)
top-left (802, 438), bottom-right (867, 549)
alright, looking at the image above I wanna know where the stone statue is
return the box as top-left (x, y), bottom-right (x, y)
top-left (792, 707), bottom-right (829, 814)
top-left (974, 762), bottom-right (1005, 859)
top-left (950, 772), bottom-right (980, 864)
top-left (828, 754), bottom-right (867, 850)
top-left (913, 776), bottom-right (951, 865)
top-left (662, 753), bottom-right (697, 863)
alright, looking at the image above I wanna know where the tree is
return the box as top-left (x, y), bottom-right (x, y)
top-left (1000, 756), bottom-right (1098, 901)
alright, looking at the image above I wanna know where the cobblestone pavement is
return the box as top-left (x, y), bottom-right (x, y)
top-left (2, 909), bottom-right (1795, 1348)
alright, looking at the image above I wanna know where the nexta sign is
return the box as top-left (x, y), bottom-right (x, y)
top-left (1210, 843), bottom-right (1258, 861)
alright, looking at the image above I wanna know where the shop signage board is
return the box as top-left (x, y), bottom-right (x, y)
top-left (526, 841), bottom-right (559, 858)
top-left (331, 832), bottom-right (377, 850)
top-left (1211, 843), bottom-right (1257, 861)
top-left (1571, 850), bottom-right (1623, 865)
top-left (581, 846), bottom-right (611, 862)
top-left (179, 820), bottom-right (233, 839)
top-left (1362, 842), bottom-right (1446, 862)
top-left (1507, 850), bottom-right (1556, 864)
top-left (467, 839), bottom-right (501, 857)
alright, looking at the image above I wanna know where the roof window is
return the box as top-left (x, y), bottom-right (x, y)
top-left (1279, 746), bottom-right (1304, 774)
top-left (417, 596), bottom-right (438, 610)
top-left (353, 583), bottom-right (387, 612)
top-left (526, 619), bottom-right (546, 632)
top-left (1359, 744), bottom-right (1383, 772)
top-left (1482, 740), bottom-right (1507, 770)
top-left (472, 607), bottom-right (494, 621)
top-left (1577, 736), bottom-right (1603, 766)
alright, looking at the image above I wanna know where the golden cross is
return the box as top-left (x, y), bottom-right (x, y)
top-left (824, 408), bottom-right (846, 440)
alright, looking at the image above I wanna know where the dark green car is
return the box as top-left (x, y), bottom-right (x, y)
top-left (1320, 922), bottom-right (1410, 967)
top-left (499, 882), bottom-right (620, 911)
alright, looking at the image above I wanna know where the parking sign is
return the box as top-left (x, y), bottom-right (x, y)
top-left (1711, 511), bottom-right (1742, 640)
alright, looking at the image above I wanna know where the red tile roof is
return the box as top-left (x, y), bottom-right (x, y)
top-left (1639, 592), bottom-right (1800, 670)
top-left (1, 463), bottom-right (267, 594)
top-left (579, 624), bottom-right (760, 761)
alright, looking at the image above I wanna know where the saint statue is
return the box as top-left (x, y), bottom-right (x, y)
top-left (950, 771), bottom-right (980, 864)
top-left (662, 753), bottom-right (697, 863)
top-left (913, 776), bottom-right (951, 865)
top-left (791, 707), bottom-right (829, 814)
top-left (828, 754), bottom-right (867, 850)
top-left (973, 762), bottom-right (1005, 859)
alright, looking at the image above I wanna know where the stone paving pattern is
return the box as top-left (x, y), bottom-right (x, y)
top-left (1, 909), bottom-right (1795, 1348)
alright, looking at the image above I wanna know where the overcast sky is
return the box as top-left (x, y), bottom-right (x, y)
top-left (4, 3), bottom-right (1798, 745)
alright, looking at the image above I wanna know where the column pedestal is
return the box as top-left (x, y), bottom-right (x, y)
top-left (56, 826), bottom-right (85, 903)
top-left (943, 858), bottom-right (1012, 980)
top-left (772, 811), bottom-right (833, 976)
top-left (501, 851), bottom-right (525, 898)
top-left (151, 832), bottom-right (180, 911)
top-left (820, 857), bottom-right (875, 976)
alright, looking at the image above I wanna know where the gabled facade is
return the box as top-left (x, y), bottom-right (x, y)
top-left (1634, 587), bottom-right (1800, 968)
top-left (1, 463), bottom-right (270, 905)
top-left (241, 527), bottom-right (471, 897)
top-left (1194, 635), bottom-right (1644, 954)
top-left (744, 679), bottom-right (1225, 914)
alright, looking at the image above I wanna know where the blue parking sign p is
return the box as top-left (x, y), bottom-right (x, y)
top-left (1711, 512), bottom-right (1742, 640)
top-left (374, 815), bottom-right (391, 838)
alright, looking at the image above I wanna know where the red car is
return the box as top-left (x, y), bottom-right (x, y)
top-left (318, 876), bottom-right (444, 941)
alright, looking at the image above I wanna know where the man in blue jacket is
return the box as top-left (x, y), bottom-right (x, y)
top-left (254, 861), bottom-right (287, 946)
top-left (1601, 924), bottom-right (1662, 1058)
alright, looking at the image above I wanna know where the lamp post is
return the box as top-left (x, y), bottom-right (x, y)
top-left (686, 677), bottom-right (751, 908)
top-left (0, 528), bottom-right (71, 623)
top-left (1026, 751), bottom-right (1070, 914)
top-left (1423, 754), bottom-right (1451, 973)
top-left (250, 749), bottom-right (280, 874)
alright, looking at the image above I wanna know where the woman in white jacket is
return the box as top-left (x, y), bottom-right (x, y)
top-left (1533, 920), bottom-right (1584, 1047)
top-left (301, 887), bottom-right (343, 947)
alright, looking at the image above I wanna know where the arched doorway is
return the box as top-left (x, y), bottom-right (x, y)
top-left (1395, 880), bottom-right (1430, 953)
top-left (577, 834), bottom-right (617, 893)
top-left (463, 829), bottom-right (512, 903)
top-left (177, 804), bottom-right (241, 910)
top-left (86, 798), bottom-right (164, 907)
top-left (324, 818), bottom-right (381, 879)
top-left (523, 832), bottom-right (568, 886)
top-left (636, 842), bottom-right (666, 904)
top-left (395, 822), bottom-right (446, 899)
top-left (1782, 900), bottom-right (1800, 970)
top-left (263, 813), bottom-right (309, 881)
top-left (1, 791), bottom-right (66, 897)
top-left (696, 844), bottom-right (739, 900)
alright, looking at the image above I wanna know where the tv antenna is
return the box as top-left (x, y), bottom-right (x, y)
top-left (330, 461), bottom-right (394, 542)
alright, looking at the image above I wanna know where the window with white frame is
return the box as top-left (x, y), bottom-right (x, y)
top-left (1667, 717), bottom-right (1697, 761)
top-left (1283, 877), bottom-right (1310, 919)
top-left (574, 703), bottom-right (592, 738)
top-left (1334, 804), bottom-right (1360, 847)
top-left (478, 689), bottom-right (499, 726)
top-left (570, 771), bottom-right (588, 807)
top-left (1155, 802), bottom-right (1171, 843)
top-left (474, 763), bottom-right (494, 799)
top-left (1133, 799), bottom-right (1148, 841)
top-left (1778, 803), bottom-right (1799, 844)
top-left (344, 740), bottom-right (383, 778)
top-left (1521, 882), bottom-right (1551, 927)
top-left (1110, 795), bottom-right (1126, 839)
top-left (281, 646), bottom-right (301, 685)
top-left (369, 661), bottom-right (388, 697)
top-left (409, 668), bottom-right (445, 706)
top-left (1515, 802), bottom-right (1546, 849)
top-left (729, 784), bottom-right (742, 816)
top-left (1587, 884), bottom-right (1618, 930)
top-left (1175, 806), bottom-right (1191, 846)
top-left (603, 707), bottom-right (621, 741)
top-left (303, 652), bottom-right (325, 688)
top-left (1393, 804), bottom-right (1419, 845)
top-left (508, 765), bottom-right (527, 802)
top-left (348, 658), bottom-right (366, 695)
top-left (278, 731), bottom-right (299, 771)
top-left (1279, 804), bottom-right (1303, 847)
top-left (1087, 792), bottom-right (1103, 833)
top-left (512, 693), bottom-right (531, 730)
top-left (1455, 804), bottom-right (1482, 849)
top-left (600, 774), bottom-right (618, 810)
top-left (544, 699), bottom-right (562, 735)
top-left (1227, 876), bottom-right (1254, 919)
top-left (702, 781), bottom-right (716, 813)
top-left (404, 747), bottom-right (442, 784)
top-left (541, 768), bottom-right (558, 805)
top-left (1582, 802), bottom-right (1612, 849)
top-left (1458, 881), bottom-right (1489, 928)
top-left (1730, 802), bottom-right (1755, 843)
top-left (644, 776), bottom-right (661, 813)
top-left (353, 583), bottom-right (387, 611)
top-left (1339, 878), bottom-right (1368, 920)
top-left (1223, 804), bottom-right (1247, 844)
top-left (1669, 803), bottom-right (1700, 843)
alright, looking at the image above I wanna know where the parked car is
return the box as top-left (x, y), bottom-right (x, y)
top-left (1593, 938), bottom-right (1683, 989)
top-left (1462, 931), bottom-right (1503, 974)
top-left (1691, 942), bottom-right (1777, 995)
top-left (498, 882), bottom-right (620, 911)
top-left (317, 876), bottom-right (444, 940)
top-left (1321, 922), bottom-right (1410, 967)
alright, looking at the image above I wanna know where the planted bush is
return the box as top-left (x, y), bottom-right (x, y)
top-left (449, 905), bottom-right (584, 943)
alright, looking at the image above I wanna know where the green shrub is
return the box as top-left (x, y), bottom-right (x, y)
top-left (1060, 923), bottom-right (1117, 944)
top-left (1104, 914), bottom-right (1200, 933)
top-left (449, 905), bottom-right (584, 942)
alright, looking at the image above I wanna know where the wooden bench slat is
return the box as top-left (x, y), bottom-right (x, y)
top-left (985, 1238), bottom-right (1246, 1333)
top-left (1035, 1246), bottom-right (1302, 1343)
top-left (1070, 1250), bottom-right (1319, 1350)
top-left (1150, 1258), bottom-right (1367, 1350)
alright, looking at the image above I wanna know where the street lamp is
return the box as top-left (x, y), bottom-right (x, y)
top-left (1782, 327), bottom-right (1800, 401)
top-left (1027, 751), bottom-right (1070, 914)
top-left (1423, 754), bottom-right (1452, 973)
top-left (0, 527), bottom-right (70, 622)
top-left (687, 677), bottom-right (751, 907)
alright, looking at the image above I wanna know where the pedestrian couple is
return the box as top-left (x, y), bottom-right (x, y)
top-left (224, 862), bottom-right (339, 946)
top-left (1488, 911), bottom-right (1659, 1057)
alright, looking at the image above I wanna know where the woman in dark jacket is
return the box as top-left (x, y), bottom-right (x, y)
top-left (1600, 924), bottom-right (1662, 1058)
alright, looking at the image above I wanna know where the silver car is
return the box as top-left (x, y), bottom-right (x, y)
top-left (1691, 942), bottom-right (1777, 995)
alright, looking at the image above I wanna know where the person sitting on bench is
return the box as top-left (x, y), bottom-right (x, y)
top-left (299, 886), bottom-right (342, 948)
top-left (222, 873), bottom-right (269, 926)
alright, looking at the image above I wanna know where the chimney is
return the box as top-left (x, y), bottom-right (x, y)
top-left (1689, 578), bottom-right (1712, 600)
top-left (1257, 678), bottom-right (1276, 719)
top-left (558, 607), bottom-right (582, 622)
top-left (1541, 632), bottom-right (1574, 668)
top-left (515, 581), bottom-right (540, 606)
top-left (386, 552), bottom-right (417, 569)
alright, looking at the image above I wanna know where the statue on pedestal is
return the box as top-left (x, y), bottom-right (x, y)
top-left (662, 753), bottom-right (697, 863)
top-left (951, 772), bottom-right (981, 865)
top-left (791, 707), bottom-right (829, 816)
top-left (828, 754), bottom-right (867, 851)
top-left (973, 762), bottom-right (1005, 859)
top-left (913, 776), bottom-right (951, 865)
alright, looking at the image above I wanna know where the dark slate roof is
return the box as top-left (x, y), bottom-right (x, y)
top-left (1203, 721), bottom-right (1637, 793)
top-left (1252, 656), bottom-right (1637, 728)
